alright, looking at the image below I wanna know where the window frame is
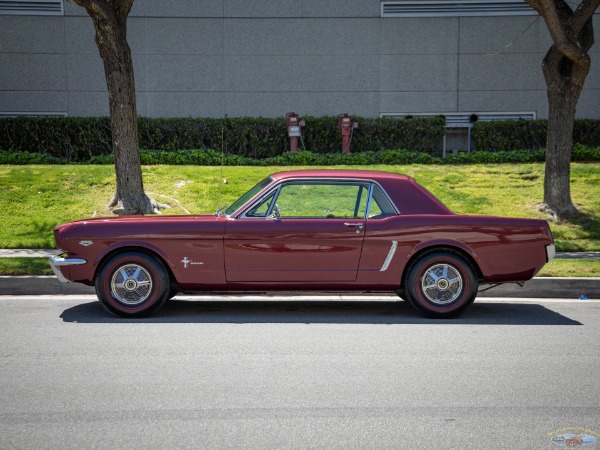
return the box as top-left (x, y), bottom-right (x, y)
top-left (238, 178), bottom-right (399, 220)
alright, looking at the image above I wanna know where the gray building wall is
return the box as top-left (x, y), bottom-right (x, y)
top-left (0, 0), bottom-right (598, 119)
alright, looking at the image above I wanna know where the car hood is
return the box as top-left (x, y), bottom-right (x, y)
top-left (54, 214), bottom-right (226, 242)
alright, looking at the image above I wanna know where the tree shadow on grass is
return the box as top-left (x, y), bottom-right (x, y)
top-left (60, 298), bottom-right (581, 326)
top-left (553, 209), bottom-right (600, 250)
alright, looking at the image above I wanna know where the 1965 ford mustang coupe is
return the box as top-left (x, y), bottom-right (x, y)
top-left (50, 170), bottom-right (555, 318)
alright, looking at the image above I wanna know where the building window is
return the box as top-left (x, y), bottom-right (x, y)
top-left (0, 0), bottom-right (64, 16)
top-left (381, 1), bottom-right (537, 17)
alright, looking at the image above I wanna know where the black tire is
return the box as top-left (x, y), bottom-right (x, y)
top-left (167, 280), bottom-right (179, 300)
top-left (95, 251), bottom-right (170, 318)
top-left (395, 288), bottom-right (407, 301)
top-left (404, 251), bottom-right (477, 318)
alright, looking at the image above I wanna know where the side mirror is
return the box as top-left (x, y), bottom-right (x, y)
top-left (269, 204), bottom-right (281, 220)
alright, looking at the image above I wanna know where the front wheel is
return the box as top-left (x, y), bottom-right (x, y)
top-left (95, 251), bottom-right (170, 317)
top-left (404, 251), bottom-right (477, 318)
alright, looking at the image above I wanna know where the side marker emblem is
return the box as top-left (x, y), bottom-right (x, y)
top-left (182, 257), bottom-right (204, 269)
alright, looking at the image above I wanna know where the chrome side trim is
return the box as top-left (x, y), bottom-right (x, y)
top-left (380, 241), bottom-right (398, 272)
top-left (48, 256), bottom-right (87, 283)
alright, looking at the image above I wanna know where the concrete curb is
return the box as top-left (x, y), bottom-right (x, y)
top-left (0, 275), bottom-right (598, 299)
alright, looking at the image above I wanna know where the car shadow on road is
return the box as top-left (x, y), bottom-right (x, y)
top-left (60, 298), bottom-right (582, 326)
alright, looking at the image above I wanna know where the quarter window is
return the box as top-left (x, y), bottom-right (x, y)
top-left (368, 185), bottom-right (397, 218)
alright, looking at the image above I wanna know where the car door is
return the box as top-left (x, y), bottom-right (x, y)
top-left (224, 181), bottom-right (369, 282)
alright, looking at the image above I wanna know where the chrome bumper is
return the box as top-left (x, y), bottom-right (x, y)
top-left (546, 244), bottom-right (556, 262)
top-left (49, 255), bottom-right (87, 283)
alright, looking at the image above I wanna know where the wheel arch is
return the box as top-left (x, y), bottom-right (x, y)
top-left (94, 245), bottom-right (178, 290)
top-left (400, 244), bottom-right (483, 290)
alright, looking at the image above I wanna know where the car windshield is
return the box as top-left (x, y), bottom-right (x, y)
top-left (222, 176), bottom-right (274, 216)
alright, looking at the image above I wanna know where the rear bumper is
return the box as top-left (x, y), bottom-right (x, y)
top-left (546, 244), bottom-right (556, 262)
top-left (48, 255), bottom-right (87, 283)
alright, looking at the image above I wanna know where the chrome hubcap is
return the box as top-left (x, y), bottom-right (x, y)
top-left (111, 264), bottom-right (152, 305)
top-left (421, 263), bottom-right (463, 305)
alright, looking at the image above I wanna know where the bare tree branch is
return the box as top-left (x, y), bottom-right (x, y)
top-left (569, 0), bottom-right (600, 35)
top-left (72, 0), bottom-right (111, 21)
top-left (534, 0), bottom-right (588, 64)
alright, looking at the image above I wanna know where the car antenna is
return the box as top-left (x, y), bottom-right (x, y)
top-left (217, 115), bottom-right (226, 215)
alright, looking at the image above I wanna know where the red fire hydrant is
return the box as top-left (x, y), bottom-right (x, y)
top-left (286, 112), bottom-right (305, 152)
top-left (338, 113), bottom-right (358, 154)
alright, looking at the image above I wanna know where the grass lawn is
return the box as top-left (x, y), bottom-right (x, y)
top-left (0, 163), bottom-right (599, 251)
top-left (0, 257), bottom-right (54, 275)
top-left (0, 257), bottom-right (597, 277)
top-left (536, 258), bottom-right (600, 277)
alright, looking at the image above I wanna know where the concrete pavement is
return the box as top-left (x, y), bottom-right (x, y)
top-left (1, 295), bottom-right (599, 449)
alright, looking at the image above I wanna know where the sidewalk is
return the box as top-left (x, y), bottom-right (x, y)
top-left (0, 249), bottom-right (58, 258)
top-left (0, 249), bottom-right (598, 298)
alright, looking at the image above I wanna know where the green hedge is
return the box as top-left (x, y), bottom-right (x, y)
top-left (0, 116), bottom-right (445, 161)
top-left (2, 145), bottom-right (598, 166)
top-left (2, 116), bottom-right (599, 161)
top-left (472, 119), bottom-right (600, 151)
top-left (0, 117), bottom-right (112, 161)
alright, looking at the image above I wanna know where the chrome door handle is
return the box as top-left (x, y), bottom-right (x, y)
top-left (344, 222), bottom-right (364, 233)
top-left (344, 222), bottom-right (363, 228)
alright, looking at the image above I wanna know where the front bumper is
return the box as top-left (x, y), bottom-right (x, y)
top-left (49, 255), bottom-right (87, 283)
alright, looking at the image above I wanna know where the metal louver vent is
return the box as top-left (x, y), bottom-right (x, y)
top-left (0, 0), bottom-right (63, 15)
top-left (381, 1), bottom-right (536, 17)
top-left (0, 111), bottom-right (67, 117)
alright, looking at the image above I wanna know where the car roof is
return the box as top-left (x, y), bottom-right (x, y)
top-left (270, 169), bottom-right (412, 182)
top-left (269, 169), bottom-right (452, 215)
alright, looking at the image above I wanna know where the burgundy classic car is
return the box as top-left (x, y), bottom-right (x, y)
top-left (50, 170), bottom-right (555, 318)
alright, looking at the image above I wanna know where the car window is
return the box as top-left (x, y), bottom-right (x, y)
top-left (275, 182), bottom-right (369, 218)
top-left (368, 184), bottom-right (397, 218)
top-left (245, 191), bottom-right (276, 217)
top-left (223, 176), bottom-right (273, 216)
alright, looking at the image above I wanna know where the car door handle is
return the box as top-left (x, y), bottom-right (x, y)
top-left (344, 222), bottom-right (364, 230)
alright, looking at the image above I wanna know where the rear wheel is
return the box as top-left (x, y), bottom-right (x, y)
top-left (95, 251), bottom-right (170, 317)
top-left (404, 251), bottom-right (477, 318)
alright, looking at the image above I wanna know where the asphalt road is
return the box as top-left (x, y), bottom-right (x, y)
top-left (1, 295), bottom-right (599, 449)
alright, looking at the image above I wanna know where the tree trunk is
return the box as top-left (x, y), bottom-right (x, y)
top-left (542, 47), bottom-right (581, 217)
top-left (100, 30), bottom-right (155, 215)
top-left (76, 0), bottom-right (155, 215)
top-left (526, 0), bottom-right (598, 219)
